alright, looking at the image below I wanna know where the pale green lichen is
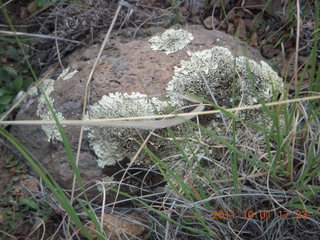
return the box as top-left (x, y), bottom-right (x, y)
top-left (86, 92), bottom-right (167, 168)
top-left (235, 56), bottom-right (284, 122)
top-left (166, 46), bottom-right (284, 122)
top-left (149, 29), bottom-right (194, 54)
top-left (235, 57), bottom-right (283, 106)
top-left (167, 47), bottom-right (235, 108)
top-left (58, 67), bottom-right (78, 81)
top-left (27, 84), bottom-right (38, 97)
top-left (164, 46), bottom-right (284, 164)
top-left (36, 79), bottom-right (65, 142)
top-left (96, 176), bottom-right (116, 192)
top-left (34, 67), bottom-right (78, 142)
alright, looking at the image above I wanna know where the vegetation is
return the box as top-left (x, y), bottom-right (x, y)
top-left (0, 0), bottom-right (319, 239)
top-left (0, 43), bottom-right (34, 113)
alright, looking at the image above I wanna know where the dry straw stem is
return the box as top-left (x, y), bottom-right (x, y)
top-left (69, 0), bottom-right (131, 230)
top-left (294, 0), bottom-right (301, 87)
top-left (1, 95), bottom-right (319, 128)
top-left (0, 30), bottom-right (84, 44)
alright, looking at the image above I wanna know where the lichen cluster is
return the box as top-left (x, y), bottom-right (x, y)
top-left (167, 47), bottom-right (235, 108)
top-left (167, 46), bottom-right (283, 106)
top-left (32, 68), bottom-right (78, 142)
top-left (85, 92), bottom-right (167, 168)
top-left (166, 46), bottom-right (284, 123)
top-left (58, 67), bottom-right (78, 81)
top-left (149, 29), bottom-right (194, 54)
top-left (33, 79), bottom-right (66, 142)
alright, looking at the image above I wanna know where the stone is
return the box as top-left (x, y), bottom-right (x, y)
top-left (86, 212), bottom-right (146, 240)
top-left (249, 32), bottom-right (258, 47)
top-left (261, 44), bottom-right (280, 59)
top-left (243, 18), bottom-right (254, 31)
top-left (209, 0), bottom-right (231, 8)
top-left (234, 18), bottom-right (247, 40)
top-left (227, 23), bottom-right (235, 35)
top-left (10, 25), bottom-right (276, 199)
top-left (203, 16), bottom-right (219, 30)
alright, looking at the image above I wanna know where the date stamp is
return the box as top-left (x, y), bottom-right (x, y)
top-left (211, 210), bottom-right (309, 221)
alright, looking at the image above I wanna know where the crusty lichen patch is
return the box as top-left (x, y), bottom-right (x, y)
top-left (58, 67), bottom-right (78, 81)
top-left (165, 46), bottom-right (284, 161)
top-left (86, 92), bottom-right (166, 168)
top-left (166, 46), bottom-right (284, 120)
top-left (96, 176), bottom-right (116, 192)
top-left (149, 29), bottom-right (194, 54)
top-left (167, 47), bottom-right (234, 108)
top-left (35, 79), bottom-right (65, 142)
top-left (31, 68), bottom-right (78, 142)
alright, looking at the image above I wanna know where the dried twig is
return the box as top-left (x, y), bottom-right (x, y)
top-left (1, 95), bottom-right (319, 127)
top-left (69, 0), bottom-right (131, 233)
top-left (0, 30), bottom-right (84, 44)
top-left (294, 0), bottom-right (301, 87)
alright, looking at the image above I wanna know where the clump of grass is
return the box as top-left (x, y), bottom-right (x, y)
top-left (113, 2), bottom-right (320, 238)
top-left (170, 0), bottom-right (181, 25)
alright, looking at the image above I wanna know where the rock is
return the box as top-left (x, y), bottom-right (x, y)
top-left (203, 16), bottom-right (219, 29)
top-left (184, 0), bottom-right (208, 15)
top-left (243, 0), bottom-right (285, 16)
top-left (86, 212), bottom-right (146, 240)
top-left (243, 18), bottom-right (254, 31)
top-left (227, 23), bottom-right (235, 35)
top-left (27, 1), bottom-right (37, 14)
top-left (234, 9), bottom-right (252, 19)
top-left (249, 32), bottom-right (258, 47)
top-left (234, 18), bottom-right (247, 40)
top-left (209, 0), bottom-right (231, 8)
top-left (19, 177), bottom-right (39, 194)
top-left (261, 44), bottom-right (280, 59)
top-left (219, 20), bottom-right (228, 30)
top-left (10, 25), bottom-right (269, 199)
top-left (227, 10), bottom-right (236, 22)
top-left (19, 7), bottom-right (29, 19)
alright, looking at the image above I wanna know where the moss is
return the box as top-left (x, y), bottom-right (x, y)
top-left (149, 29), bottom-right (194, 54)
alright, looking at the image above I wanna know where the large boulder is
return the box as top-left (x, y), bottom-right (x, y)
top-left (10, 25), bottom-right (279, 199)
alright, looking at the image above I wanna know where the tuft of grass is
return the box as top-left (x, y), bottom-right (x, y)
top-left (170, 0), bottom-right (180, 25)
top-left (113, 5), bottom-right (320, 235)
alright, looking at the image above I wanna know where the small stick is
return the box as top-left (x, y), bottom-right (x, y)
top-left (1, 95), bottom-right (319, 127)
top-left (0, 30), bottom-right (84, 44)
